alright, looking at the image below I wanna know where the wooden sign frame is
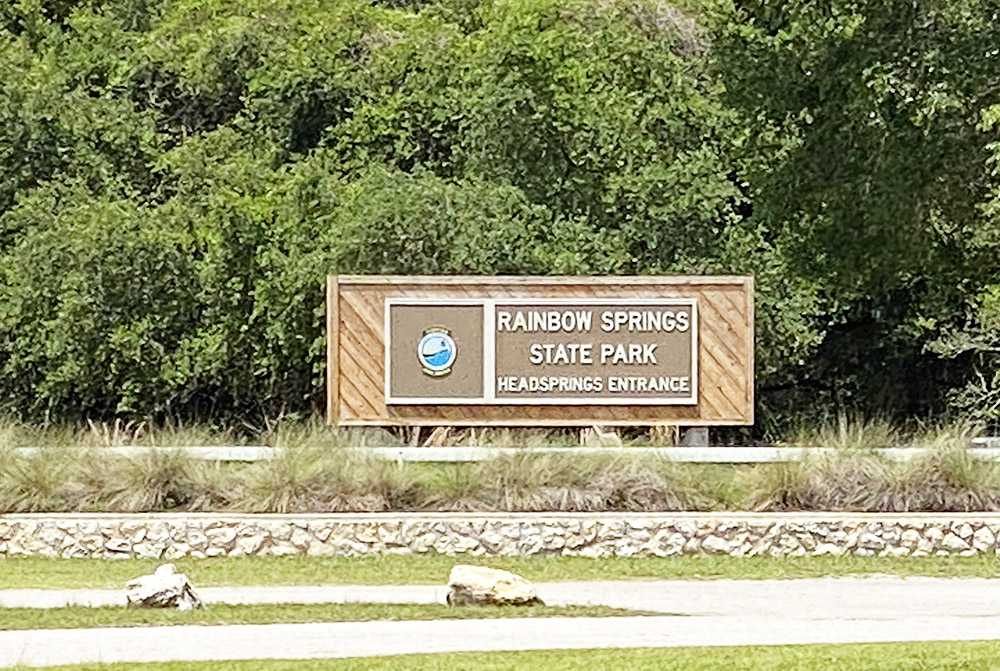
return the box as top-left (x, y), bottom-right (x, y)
top-left (327, 275), bottom-right (754, 427)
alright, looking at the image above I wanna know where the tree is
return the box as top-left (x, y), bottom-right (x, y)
top-left (716, 0), bottom-right (1000, 419)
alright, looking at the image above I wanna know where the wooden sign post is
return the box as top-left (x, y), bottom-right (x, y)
top-left (327, 276), bottom-right (753, 427)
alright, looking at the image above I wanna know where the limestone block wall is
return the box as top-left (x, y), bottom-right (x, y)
top-left (2, 513), bottom-right (1000, 559)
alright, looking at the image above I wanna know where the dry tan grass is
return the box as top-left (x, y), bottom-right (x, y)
top-left (0, 445), bottom-right (724, 514)
top-left (0, 416), bottom-right (996, 513)
top-left (777, 412), bottom-right (900, 449)
top-left (741, 447), bottom-right (1000, 513)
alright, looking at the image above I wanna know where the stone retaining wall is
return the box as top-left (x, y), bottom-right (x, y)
top-left (3, 513), bottom-right (1000, 559)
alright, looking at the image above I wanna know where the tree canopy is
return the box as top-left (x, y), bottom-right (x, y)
top-left (0, 0), bottom-right (998, 431)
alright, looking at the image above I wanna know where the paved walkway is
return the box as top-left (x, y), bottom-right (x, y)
top-left (6, 614), bottom-right (1000, 667)
top-left (9, 615), bottom-right (1000, 666)
top-left (5, 577), bottom-right (1000, 667)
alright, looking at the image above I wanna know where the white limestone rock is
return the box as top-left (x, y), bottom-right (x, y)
top-left (446, 564), bottom-right (543, 606)
top-left (125, 563), bottom-right (202, 610)
top-left (941, 533), bottom-right (970, 553)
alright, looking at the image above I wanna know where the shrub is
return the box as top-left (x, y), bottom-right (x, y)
top-left (0, 190), bottom-right (201, 418)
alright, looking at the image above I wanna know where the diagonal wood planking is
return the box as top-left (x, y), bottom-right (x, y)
top-left (332, 277), bottom-right (753, 426)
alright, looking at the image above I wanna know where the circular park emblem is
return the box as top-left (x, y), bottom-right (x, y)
top-left (417, 328), bottom-right (457, 376)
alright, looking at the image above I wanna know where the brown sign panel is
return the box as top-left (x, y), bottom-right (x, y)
top-left (386, 302), bottom-right (484, 403)
top-left (328, 276), bottom-right (754, 427)
top-left (494, 300), bottom-right (696, 404)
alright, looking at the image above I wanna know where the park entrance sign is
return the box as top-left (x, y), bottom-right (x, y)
top-left (327, 276), bottom-right (753, 426)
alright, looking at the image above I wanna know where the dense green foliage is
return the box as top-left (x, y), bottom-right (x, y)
top-left (0, 0), bottom-right (998, 429)
top-left (718, 0), bottom-right (1000, 423)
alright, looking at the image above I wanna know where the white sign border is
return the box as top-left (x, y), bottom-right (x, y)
top-left (385, 297), bottom-right (699, 406)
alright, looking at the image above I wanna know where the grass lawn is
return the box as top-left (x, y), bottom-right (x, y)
top-left (3, 553), bottom-right (1000, 589)
top-left (0, 602), bottom-right (640, 630)
top-left (10, 641), bottom-right (1000, 670)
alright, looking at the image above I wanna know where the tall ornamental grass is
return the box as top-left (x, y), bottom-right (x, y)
top-left (3, 444), bottom-right (1000, 514)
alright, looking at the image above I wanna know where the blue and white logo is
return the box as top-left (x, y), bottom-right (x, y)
top-left (417, 328), bottom-right (457, 376)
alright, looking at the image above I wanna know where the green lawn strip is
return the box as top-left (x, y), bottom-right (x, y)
top-left (3, 554), bottom-right (1000, 590)
top-left (0, 602), bottom-right (640, 630)
top-left (12, 641), bottom-right (1000, 671)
